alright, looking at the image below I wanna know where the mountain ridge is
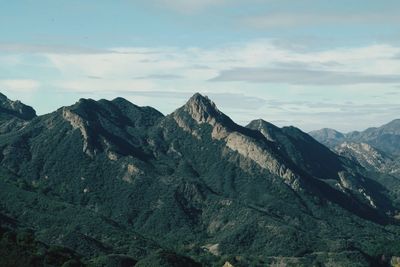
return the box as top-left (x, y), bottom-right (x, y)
top-left (1, 92), bottom-right (400, 266)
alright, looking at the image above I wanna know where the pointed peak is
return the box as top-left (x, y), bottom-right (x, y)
top-left (188, 92), bottom-right (210, 102)
top-left (181, 93), bottom-right (223, 124)
top-left (186, 93), bottom-right (216, 109)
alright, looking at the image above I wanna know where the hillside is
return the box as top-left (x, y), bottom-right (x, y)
top-left (1, 92), bottom-right (400, 266)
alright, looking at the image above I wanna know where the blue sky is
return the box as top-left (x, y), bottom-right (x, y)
top-left (1, 0), bottom-right (400, 131)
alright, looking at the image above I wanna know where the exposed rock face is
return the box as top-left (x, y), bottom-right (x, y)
top-left (225, 132), bottom-right (300, 188)
top-left (338, 171), bottom-right (360, 191)
top-left (173, 94), bottom-right (301, 190)
top-left (172, 113), bottom-right (201, 139)
top-left (337, 171), bottom-right (379, 208)
top-left (184, 93), bottom-right (221, 124)
top-left (202, 243), bottom-right (220, 256)
top-left (122, 163), bottom-right (143, 183)
top-left (335, 142), bottom-right (392, 172)
top-left (223, 262), bottom-right (235, 267)
top-left (62, 107), bottom-right (93, 156)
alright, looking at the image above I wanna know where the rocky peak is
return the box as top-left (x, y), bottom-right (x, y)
top-left (183, 93), bottom-right (223, 124)
top-left (0, 92), bottom-right (36, 120)
top-left (172, 93), bottom-right (234, 139)
top-left (171, 94), bottom-right (302, 190)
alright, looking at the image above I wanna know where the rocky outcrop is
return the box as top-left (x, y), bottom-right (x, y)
top-left (223, 262), bottom-right (235, 267)
top-left (335, 142), bottom-right (393, 172)
top-left (183, 93), bottom-right (222, 125)
top-left (337, 171), bottom-right (377, 208)
top-left (62, 108), bottom-right (93, 156)
top-left (122, 163), bottom-right (143, 183)
top-left (173, 93), bottom-right (301, 190)
top-left (225, 132), bottom-right (300, 189)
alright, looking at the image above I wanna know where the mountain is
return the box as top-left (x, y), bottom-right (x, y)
top-left (0, 92), bottom-right (36, 133)
top-left (247, 119), bottom-right (347, 181)
top-left (310, 120), bottom-right (400, 156)
top-left (308, 128), bottom-right (346, 147)
top-left (1, 92), bottom-right (400, 266)
top-left (347, 119), bottom-right (400, 157)
top-left (335, 142), bottom-right (394, 173)
top-left (310, 120), bottom-right (400, 177)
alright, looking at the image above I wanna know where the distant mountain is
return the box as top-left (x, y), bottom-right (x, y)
top-left (310, 119), bottom-right (400, 156)
top-left (347, 119), bottom-right (400, 157)
top-left (335, 142), bottom-right (394, 173)
top-left (1, 92), bottom-right (400, 266)
top-left (308, 128), bottom-right (346, 147)
top-left (310, 120), bottom-right (400, 178)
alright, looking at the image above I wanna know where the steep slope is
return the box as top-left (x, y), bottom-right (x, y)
top-left (335, 142), bottom-right (394, 173)
top-left (0, 92), bottom-right (36, 133)
top-left (1, 93), bottom-right (400, 266)
top-left (247, 119), bottom-right (398, 217)
top-left (170, 93), bottom-right (302, 190)
top-left (247, 119), bottom-right (346, 181)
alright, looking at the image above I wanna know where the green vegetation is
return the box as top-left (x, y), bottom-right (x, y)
top-left (1, 93), bottom-right (400, 266)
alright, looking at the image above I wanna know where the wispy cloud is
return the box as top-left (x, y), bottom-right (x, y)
top-left (150, 0), bottom-right (227, 13)
top-left (135, 74), bottom-right (184, 80)
top-left (0, 43), bottom-right (109, 55)
top-left (0, 79), bottom-right (40, 92)
top-left (1, 39), bottom-right (400, 132)
top-left (2, 40), bottom-right (400, 90)
top-left (210, 67), bottom-right (400, 85)
top-left (242, 13), bottom-right (400, 29)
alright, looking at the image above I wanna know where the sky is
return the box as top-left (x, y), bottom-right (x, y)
top-left (1, 0), bottom-right (400, 132)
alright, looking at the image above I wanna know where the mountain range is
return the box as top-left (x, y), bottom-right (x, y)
top-left (310, 121), bottom-right (400, 177)
top-left (1, 92), bottom-right (400, 267)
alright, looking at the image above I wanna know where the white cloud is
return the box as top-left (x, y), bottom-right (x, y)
top-left (242, 13), bottom-right (400, 29)
top-left (1, 40), bottom-right (400, 131)
top-left (150, 0), bottom-right (227, 13)
top-left (3, 40), bottom-right (400, 91)
top-left (0, 79), bottom-right (41, 92)
top-left (55, 79), bottom-right (156, 93)
top-left (210, 68), bottom-right (400, 85)
top-left (0, 43), bottom-right (108, 54)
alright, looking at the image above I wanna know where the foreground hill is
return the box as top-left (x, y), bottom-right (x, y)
top-left (1, 92), bottom-right (400, 266)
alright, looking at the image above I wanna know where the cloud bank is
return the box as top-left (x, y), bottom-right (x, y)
top-left (1, 39), bottom-right (400, 131)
